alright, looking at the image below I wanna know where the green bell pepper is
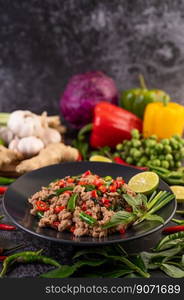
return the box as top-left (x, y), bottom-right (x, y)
top-left (119, 76), bottom-right (170, 119)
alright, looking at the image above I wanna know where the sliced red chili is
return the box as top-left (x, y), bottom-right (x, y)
top-left (36, 200), bottom-right (49, 212)
top-left (98, 185), bottom-right (107, 193)
top-left (115, 179), bottom-right (125, 188)
top-left (70, 226), bottom-right (76, 233)
top-left (59, 180), bottom-right (66, 188)
top-left (63, 190), bottom-right (73, 195)
top-left (81, 203), bottom-right (87, 211)
top-left (93, 179), bottom-right (103, 187)
top-left (54, 206), bottom-right (65, 214)
top-left (78, 181), bottom-right (87, 185)
top-left (91, 190), bottom-right (98, 198)
top-left (53, 221), bottom-right (60, 228)
top-left (109, 185), bottom-right (117, 192)
top-left (125, 207), bottom-right (133, 212)
top-left (82, 170), bottom-right (91, 177)
top-left (119, 227), bottom-right (126, 234)
top-left (101, 197), bottom-right (110, 207)
top-left (86, 211), bottom-right (92, 216)
top-left (67, 178), bottom-right (75, 183)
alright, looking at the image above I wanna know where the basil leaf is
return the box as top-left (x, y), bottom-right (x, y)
top-left (102, 211), bottom-right (136, 229)
top-left (160, 263), bottom-right (184, 278)
top-left (67, 193), bottom-right (78, 212)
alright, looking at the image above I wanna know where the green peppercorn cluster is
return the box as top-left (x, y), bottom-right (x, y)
top-left (115, 129), bottom-right (184, 170)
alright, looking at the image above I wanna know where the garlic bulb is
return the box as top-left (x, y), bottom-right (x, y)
top-left (9, 136), bottom-right (44, 157)
top-left (8, 110), bottom-right (43, 138)
top-left (38, 127), bottom-right (61, 146)
top-left (0, 127), bottom-right (14, 145)
top-left (17, 137), bottom-right (44, 156)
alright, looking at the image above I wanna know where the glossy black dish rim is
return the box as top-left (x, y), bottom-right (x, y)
top-left (3, 162), bottom-right (177, 246)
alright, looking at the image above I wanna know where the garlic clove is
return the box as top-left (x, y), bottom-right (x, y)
top-left (0, 127), bottom-right (14, 145)
top-left (8, 137), bottom-right (20, 152)
top-left (38, 127), bottom-right (62, 146)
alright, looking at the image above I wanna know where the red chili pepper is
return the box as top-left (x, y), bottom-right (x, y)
top-left (0, 187), bottom-right (8, 194)
top-left (70, 226), bottom-right (76, 233)
top-left (67, 178), bottom-right (75, 183)
top-left (93, 179), bottom-right (103, 187)
top-left (81, 203), bottom-right (87, 211)
top-left (115, 179), bottom-right (125, 188)
top-left (163, 225), bottom-right (184, 233)
top-left (78, 181), bottom-right (87, 185)
top-left (98, 185), bottom-right (107, 193)
top-left (54, 206), bottom-right (65, 213)
top-left (125, 207), bottom-right (133, 212)
top-left (0, 256), bottom-right (7, 262)
top-left (63, 190), bottom-right (73, 195)
top-left (36, 200), bottom-right (49, 212)
top-left (86, 211), bottom-right (92, 216)
top-left (101, 197), bottom-right (110, 207)
top-left (0, 224), bottom-right (16, 230)
top-left (59, 180), bottom-right (66, 188)
top-left (82, 170), bottom-right (91, 177)
top-left (114, 157), bottom-right (148, 171)
top-left (90, 102), bottom-right (142, 148)
top-left (109, 185), bottom-right (117, 192)
top-left (91, 190), bottom-right (98, 198)
top-left (53, 221), bottom-right (60, 228)
top-left (119, 228), bottom-right (126, 234)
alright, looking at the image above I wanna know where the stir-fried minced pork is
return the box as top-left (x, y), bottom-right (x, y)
top-left (28, 170), bottom-right (138, 237)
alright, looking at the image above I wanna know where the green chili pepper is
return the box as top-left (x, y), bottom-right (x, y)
top-left (0, 250), bottom-right (61, 277)
top-left (67, 193), bottom-right (78, 212)
top-left (79, 212), bottom-right (97, 225)
top-left (119, 75), bottom-right (170, 119)
top-left (0, 177), bottom-right (15, 185)
top-left (36, 212), bottom-right (44, 218)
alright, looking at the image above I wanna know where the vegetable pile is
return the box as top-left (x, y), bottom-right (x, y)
top-left (115, 129), bottom-right (184, 170)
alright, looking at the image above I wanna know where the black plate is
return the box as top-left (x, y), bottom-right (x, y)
top-left (3, 162), bottom-right (176, 246)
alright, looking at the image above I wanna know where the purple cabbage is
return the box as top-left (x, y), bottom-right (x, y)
top-left (60, 71), bottom-right (118, 128)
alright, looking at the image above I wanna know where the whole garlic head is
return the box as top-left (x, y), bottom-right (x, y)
top-left (17, 136), bottom-right (44, 157)
top-left (8, 110), bottom-right (43, 138)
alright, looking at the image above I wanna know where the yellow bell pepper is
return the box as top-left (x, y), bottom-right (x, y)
top-left (143, 102), bottom-right (184, 139)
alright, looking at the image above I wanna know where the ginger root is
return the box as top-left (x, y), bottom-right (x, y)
top-left (0, 145), bottom-right (23, 168)
top-left (16, 143), bottom-right (79, 174)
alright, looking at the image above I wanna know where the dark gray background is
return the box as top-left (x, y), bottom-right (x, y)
top-left (0, 0), bottom-right (184, 114)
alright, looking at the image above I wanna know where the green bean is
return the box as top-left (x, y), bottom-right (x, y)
top-left (67, 193), bottom-right (78, 212)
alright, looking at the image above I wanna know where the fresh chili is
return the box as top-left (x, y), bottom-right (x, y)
top-left (0, 177), bottom-right (15, 185)
top-left (0, 224), bottom-right (16, 230)
top-left (54, 206), bottom-right (65, 214)
top-left (0, 187), bottom-right (7, 194)
top-left (36, 200), bottom-right (49, 212)
top-left (0, 256), bottom-right (7, 262)
top-left (163, 225), bottom-right (184, 233)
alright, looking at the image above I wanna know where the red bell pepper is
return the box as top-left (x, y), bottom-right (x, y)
top-left (78, 102), bottom-right (142, 148)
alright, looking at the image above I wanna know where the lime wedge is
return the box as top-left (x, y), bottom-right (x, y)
top-left (89, 155), bottom-right (112, 163)
top-left (170, 186), bottom-right (184, 203)
top-left (128, 171), bottom-right (159, 194)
